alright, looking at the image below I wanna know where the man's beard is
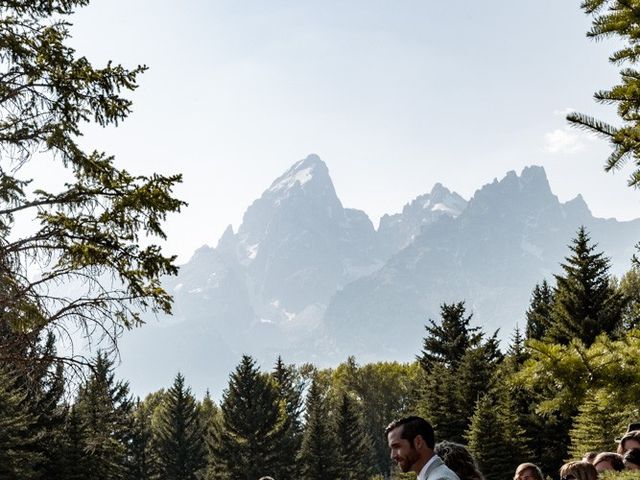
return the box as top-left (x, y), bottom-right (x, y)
top-left (398, 447), bottom-right (421, 473)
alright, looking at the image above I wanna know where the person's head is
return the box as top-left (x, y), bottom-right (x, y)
top-left (617, 430), bottom-right (640, 454)
top-left (592, 451), bottom-right (624, 472)
top-left (258, 478), bottom-right (275, 480)
top-left (559, 461), bottom-right (598, 480)
top-left (623, 448), bottom-right (640, 470)
top-left (434, 441), bottom-right (484, 480)
top-left (581, 451), bottom-right (597, 463)
top-left (513, 462), bottom-right (544, 480)
top-left (386, 416), bottom-right (435, 474)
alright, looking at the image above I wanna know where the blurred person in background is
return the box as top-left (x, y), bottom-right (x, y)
top-left (592, 452), bottom-right (624, 473)
top-left (559, 461), bottom-right (597, 480)
top-left (513, 462), bottom-right (544, 480)
top-left (434, 441), bottom-right (484, 480)
top-left (623, 448), bottom-right (640, 470)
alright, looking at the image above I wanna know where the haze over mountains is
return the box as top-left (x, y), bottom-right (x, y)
top-left (119, 154), bottom-right (640, 397)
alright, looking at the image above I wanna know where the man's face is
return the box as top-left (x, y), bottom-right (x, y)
top-left (387, 427), bottom-right (421, 473)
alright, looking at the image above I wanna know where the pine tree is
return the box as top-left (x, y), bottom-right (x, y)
top-left (456, 336), bottom-right (503, 431)
top-left (567, 1), bottom-right (640, 188)
top-left (215, 355), bottom-right (285, 480)
top-left (419, 302), bottom-right (482, 371)
top-left (618, 265), bottom-right (640, 331)
top-left (335, 393), bottom-right (374, 480)
top-left (549, 227), bottom-right (625, 345)
top-left (152, 373), bottom-right (207, 480)
top-left (568, 394), bottom-right (622, 459)
top-left (525, 280), bottom-right (554, 340)
top-left (0, 0), bottom-right (185, 364)
top-left (127, 398), bottom-right (157, 480)
top-left (73, 352), bottom-right (134, 480)
top-left (506, 325), bottom-right (528, 367)
top-left (467, 387), bottom-right (531, 480)
top-left (0, 325), bottom-right (67, 479)
top-left (59, 406), bottom-right (87, 480)
top-left (200, 391), bottom-right (224, 480)
top-left (418, 363), bottom-right (465, 443)
top-left (0, 368), bottom-right (40, 479)
top-left (298, 375), bottom-right (339, 480)
top-left (271, 356), bottom-right (304, 480)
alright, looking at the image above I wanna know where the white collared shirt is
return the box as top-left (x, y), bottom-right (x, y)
top-left (417, 455), bottom-right (439, 480)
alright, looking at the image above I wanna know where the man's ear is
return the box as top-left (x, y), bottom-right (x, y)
top-left (413, 434), bottom-right (424, 449)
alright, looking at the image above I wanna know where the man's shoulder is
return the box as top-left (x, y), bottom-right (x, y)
top-left (427, 461), bottom-right (461, 480)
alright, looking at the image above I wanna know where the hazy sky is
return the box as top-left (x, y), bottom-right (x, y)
top-left (66, 1), bottom-right (638, 262)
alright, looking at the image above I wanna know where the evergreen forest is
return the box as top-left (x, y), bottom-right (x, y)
top-left (3, 1), bottom-right (640, 480)
top-left (2, 227), bottom-right (640, 479)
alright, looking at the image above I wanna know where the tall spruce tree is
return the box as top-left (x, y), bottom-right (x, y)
top-left (456, 335), bottom-right (503, 430)
top-left (466, 387), bottom-right (531, 480)
top-left (152, 373), bottom-right (206, 480)
top-left (0, 367), bottom-right (40, 479)
top-left (418, 363), bottom-right (465, 443)
top-left (335, 393), bottom-right (374, 480)
top-left (419, 302), bottom-right (482, 371)
top-left (525, 280), bottom-right (554, 340)
top-left (568, 394), bottom-right (623, 459)
top-left (128, 397), bottom-right (158, 480)
top-left (215, 355), bottom-right (285, 480)
top-left (0, 0), bottom-right (185, 365)
top-left (271, 356), bottom-right (303, 480)
top-left (298, 375), bottom-right (339, 480)
top-left (200, 391), bottom-right (224, 480)
top-left (549, 227), bottom-right (625, 345)
top-left (73, 352), bottom-right (134, 480)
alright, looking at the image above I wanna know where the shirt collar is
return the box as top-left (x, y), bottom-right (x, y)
top-left (417, 455), bottom-right (438, 480)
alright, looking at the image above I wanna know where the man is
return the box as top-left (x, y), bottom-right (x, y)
top-left (386, 416), bottom-right (460, 480)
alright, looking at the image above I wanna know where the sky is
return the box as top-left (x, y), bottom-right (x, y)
top-left (64, 0), bottom-right (639, 263)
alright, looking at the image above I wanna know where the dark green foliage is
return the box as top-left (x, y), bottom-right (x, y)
top-left (335, 393), bottom-right (375, 480)
top-left (506, 325), bottom-right (527, 368)
top-left (128, 398), bottom-right (156, 480)
top-left (271, 356), bottom-right (304, 480)
top-left (0, 368), bottom-right (40, 479)
top-left (152, 373), bottom-right (207, 480)
top-left (215, 355), bottom-right (285, 480)
top-left (73, 352), bottom-right (134, 480)
top-left (567, 1), bottom-right (640, 188)
top-left (526, 280), bottom-right (554, 340)
top-left (331, 358), bottom-right (420, 477)
top-left (456, 336), bottom-right (503, 426)
top-left (418, 363), bottom-right (466, 443)
top-left (200, 391), bottom-right (224, 480)
top-left (548, 227), bottom-right (625, 345)
top-left (59, 406), bottom-right (87, 480)
top-left (298, 375), bottom-right (339, 480)
top-left (618, 264), bottom-right (640, 330)
top-left (419, 302), bottom-right (482, 371)
top-left (0, 0), bottom-right (184, 363)
top-left (419, 302), bottom-right (502, 444)
top-left (467, 386), bottom-right (531, 480)
top-left (568, 394), bottom-right (622, 459)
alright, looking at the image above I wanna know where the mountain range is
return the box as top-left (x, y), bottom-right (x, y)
top-left (118, 154), bottom-right (640, 397)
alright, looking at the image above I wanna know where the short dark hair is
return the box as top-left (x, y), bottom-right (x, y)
top-left (623, 448), bottom-right (640, 468)
top-left (617, 429), bottom-right (640, 454)
top-left (385, 416), bottom-right (435, 449)
top-left (593, 452), bottom-right (624, 471)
